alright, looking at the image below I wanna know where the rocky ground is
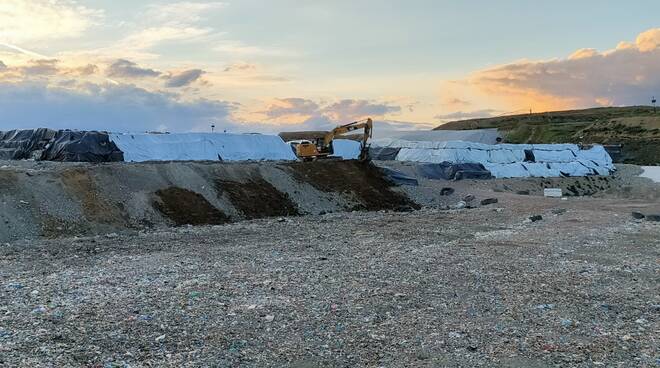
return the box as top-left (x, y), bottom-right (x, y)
top-left (1, 190), bottom-right (658, 367)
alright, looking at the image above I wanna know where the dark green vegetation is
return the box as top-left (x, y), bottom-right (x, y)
top-left (435, 106), bottom-right (660, 164)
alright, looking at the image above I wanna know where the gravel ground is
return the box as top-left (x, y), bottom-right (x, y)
top-left (1, 193), bottom-right (658, 367)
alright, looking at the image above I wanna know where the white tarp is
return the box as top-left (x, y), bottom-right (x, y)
top-left (483, 163), bottom-right (530, 178)
top-left (532, 149), bottom-right (576, 163)
top-left (378, 129), bottom-right (502, 144)
top-left (331, 139), bottom-right (362, 159)
top-left (374, 139), bottom-right (614, 178)
top-left (640, 166), bottom-right (660, 183)
top-left (110, 133), bottom-right (298, 162)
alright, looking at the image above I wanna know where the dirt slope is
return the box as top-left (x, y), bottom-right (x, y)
top-left (435, 106), bottom-right (660, 164)
top-left (0, 160), bottom-right (416, 242)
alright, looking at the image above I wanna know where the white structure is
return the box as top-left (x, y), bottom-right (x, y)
top-left (372, 139), bottom-right (614, 178)
top-left (110, 133), bottom-right (298, 162)
top-left (375, 129), bottom-right (502, 144)
top-left (331, 139), bottom-right (362, 159)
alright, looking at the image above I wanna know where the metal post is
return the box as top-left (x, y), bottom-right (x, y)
top-left (211, 124), bottom-right (215, 133)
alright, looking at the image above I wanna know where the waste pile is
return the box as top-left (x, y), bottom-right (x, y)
top-left (371, 139), bottom-right (614, 178)
top-left (0, 129), bottom-right (123, 162)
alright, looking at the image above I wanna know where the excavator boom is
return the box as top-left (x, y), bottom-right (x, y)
top-left (290, 118), bottom-right (373, 161)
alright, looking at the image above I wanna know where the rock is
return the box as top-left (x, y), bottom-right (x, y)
top-left (453, 201), bottom-right (467, 210)
top-left (631, 212), bottom-right (645, 220)
top-left (105, 233), bottom-right (119, 239)
top-left (645, 214), bottom-right (660, 222)
top-left (264, 315), bottom-right (275, 322)
top-left (480, 198), bottom-right (498, 206)
top-left (529, 215), bottom-right (543, 223)
top-left (32, 306), bottom-right (48, 314)
top-left (552, 208), bottom-right (567, 215)
top-left (440, 187), bottom-right (455, 196)
top-left (277, 217), bottom-right (286, 223)
top-left (6, 283), bottom-right (24, 290)
top-left (516, 190), bottom-right (530, 195)
top-left (535, 303), bottom-right (555, 311)
top-left (463, 194), bottom-right (476, 202)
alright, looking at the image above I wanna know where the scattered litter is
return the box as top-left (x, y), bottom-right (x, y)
top-left (631, 212), bottom-right (645, 220)
top-left (453, 201), bottom-right (467, 210)
top-left (528, 215), bottom-right (543, 223)
top-left (440, 187), bottom-right (455, 196)
top-left (646, 214), bottom-right (660, 222)
top-left (544, 188), bottom-right (563, 198)
top-left (480, 198), bottom-right (498, 206)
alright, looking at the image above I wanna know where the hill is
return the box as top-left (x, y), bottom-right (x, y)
top-left (434, 106), bottom-right (660, 164)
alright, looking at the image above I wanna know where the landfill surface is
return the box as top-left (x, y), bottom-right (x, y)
top-left (1, 187), bottom-right (659, 367)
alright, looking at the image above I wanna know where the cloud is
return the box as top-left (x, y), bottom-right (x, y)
top-left (262, 98), bottom-right (321, 120)
top-left (258, 98), bottom-right (401, 124)
top-left (442, 97), bottom-right (471, 108)
top-left (145, 2), bottom-right (226, 24)
top-left (0, 0), bottom-right (102, 44)
top-left (463, 28), bottom-right (660, 111)
top-left (0, 81), bottom-right (236, 132)
top-left (322, 99), bottom-right (401, 122)
top-left (65, 64), bottom-right (99, 76)
top-left (20, 59), bottom-right (60, 75)
top-left (434, 109), bottom-right (499, 121)
top-left (223, 62), bottom-right (257, 72)
top-left (164, 69), bottom-right (205, 88)
top-left (106, 59), bottom-right (161, 79)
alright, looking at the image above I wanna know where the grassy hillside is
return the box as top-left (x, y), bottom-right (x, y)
top-left (435, 106), bottom-right (660, 164)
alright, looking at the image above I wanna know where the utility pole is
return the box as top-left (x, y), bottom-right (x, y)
top-left (653, 96), bottom-right (657, 114)
top-left (211, 124), bottom-right (215, 133)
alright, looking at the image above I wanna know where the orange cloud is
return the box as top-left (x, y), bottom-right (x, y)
top-left (456, 28), bottom-right (660, 112)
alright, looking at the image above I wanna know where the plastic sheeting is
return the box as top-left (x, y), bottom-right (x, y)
top-left (42, 131), bottom-right (124, 162)
top-left (110, 133), bottom-right (298, 162)
top-left (416, 163), bottom-right (492, 180)
top-left (0, 128), bottom-right (56, 160)
top-left (378, 129), bottom-right (502, 144)
top-left (331, 139), bottom-right (362, 160)
top-left (396, 148), bottom-right (490, 164)
top-left (373, 139), bottom-right (614, 178)
top-left (378, 167), bottom-right (419, 186)
top-left (369, 147), bottom-right (401, 161)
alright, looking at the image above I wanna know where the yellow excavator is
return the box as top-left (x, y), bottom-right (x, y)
top-left (291, 118), bottom-right (373, 161)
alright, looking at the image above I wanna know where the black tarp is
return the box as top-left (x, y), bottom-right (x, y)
top-left (41, 131), bottom-right (124, 162)
top-left (415, 162), bottom-right (493, 180)
top-left (378, 167), bottom-right (419, 186)
top-left (369, 147), bottom-right (401, 161)
top-left (0, 128), bottom-right (56, 160)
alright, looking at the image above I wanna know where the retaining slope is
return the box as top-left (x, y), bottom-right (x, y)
top-left (0, 160), bottom-right (417, 242)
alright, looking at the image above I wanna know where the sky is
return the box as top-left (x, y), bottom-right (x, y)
top-left (0, 0), bottom-right (659, 134)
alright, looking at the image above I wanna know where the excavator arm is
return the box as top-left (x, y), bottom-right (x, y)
top-left (290, 118), bottom-right (373, 160)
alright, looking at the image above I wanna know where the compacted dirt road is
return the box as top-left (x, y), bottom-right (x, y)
top-left (1, 193), bottom-right (658, 367)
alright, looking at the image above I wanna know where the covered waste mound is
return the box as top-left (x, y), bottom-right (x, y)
top-left (109, 133), bottom-right (298, 162)
top-left (372, 139), bottom-right (614, 178)
top-left (0, 129), bottom-right (123, 162)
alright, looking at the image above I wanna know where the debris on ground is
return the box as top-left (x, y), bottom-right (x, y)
top-left (480, 198), bottom-right (498, 206)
